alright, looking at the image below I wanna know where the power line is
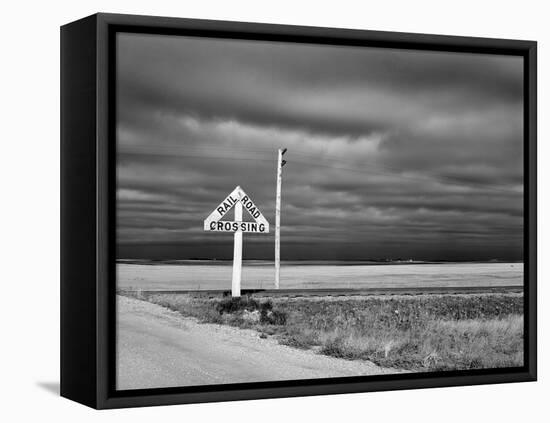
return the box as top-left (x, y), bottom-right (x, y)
top-left (271, 149), bottom-right (522, 195)
top-left (286, 157), bottom-right (522, 195)
top-left (119, 145), bottom-right (522, 195)
top-left (120, 149), bottom-right (273, 163)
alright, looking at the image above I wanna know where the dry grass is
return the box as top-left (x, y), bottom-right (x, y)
top-left (121, 291), bottom-right (524, 372)
top-left (313, 314), bottom-right (523, 370)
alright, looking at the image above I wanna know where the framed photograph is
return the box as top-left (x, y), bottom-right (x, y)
top-left (61, 13), bottom-right (537, 409)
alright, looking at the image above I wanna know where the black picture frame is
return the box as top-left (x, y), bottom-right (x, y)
top-left (60, 12), bottom-right (537, 409)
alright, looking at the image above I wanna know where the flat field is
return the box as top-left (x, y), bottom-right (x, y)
top-left (117, 261), bottom-right (523, 291)
top-left (122, 291), bottom-right (524, 372)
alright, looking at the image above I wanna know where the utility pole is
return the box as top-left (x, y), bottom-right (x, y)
top-left (231, 199), bottom-right (243, 297)
top-left (275, 148), bottom-right (287, 289)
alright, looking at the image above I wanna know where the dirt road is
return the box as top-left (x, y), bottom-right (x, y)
top-left (117, 296), bottom-right (396, 390)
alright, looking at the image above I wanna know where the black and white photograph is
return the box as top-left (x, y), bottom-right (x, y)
top-left (3, 0), bottom-right (549, 417)
top-left (114, 31), bottom-right (526, 391)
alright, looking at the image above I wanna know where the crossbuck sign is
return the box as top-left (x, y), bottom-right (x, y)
top-left (204, 186), bottom-right (270, 296)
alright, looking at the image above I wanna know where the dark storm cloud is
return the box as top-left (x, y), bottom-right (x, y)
top-left (118, 35), bottom-right (521, 137)
top-left (116, 32), bottom-right (524, 261)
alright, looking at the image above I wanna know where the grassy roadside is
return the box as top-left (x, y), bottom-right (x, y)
top-left (120, 291), bottom-right (524, 372)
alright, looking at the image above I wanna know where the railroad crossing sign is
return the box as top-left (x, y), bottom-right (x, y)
top-left (204, 186), bottom-right (269, 233)
top-left (203, 186), bottom-right (270, 297)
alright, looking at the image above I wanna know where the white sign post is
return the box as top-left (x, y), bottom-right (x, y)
top-left (204, 186), bottom-right (270, 297)
top-left (231, 201), bottom-right (243, 297)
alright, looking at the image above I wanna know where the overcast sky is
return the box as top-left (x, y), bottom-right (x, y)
top-left (116, 32), bottom-right (524, 261)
